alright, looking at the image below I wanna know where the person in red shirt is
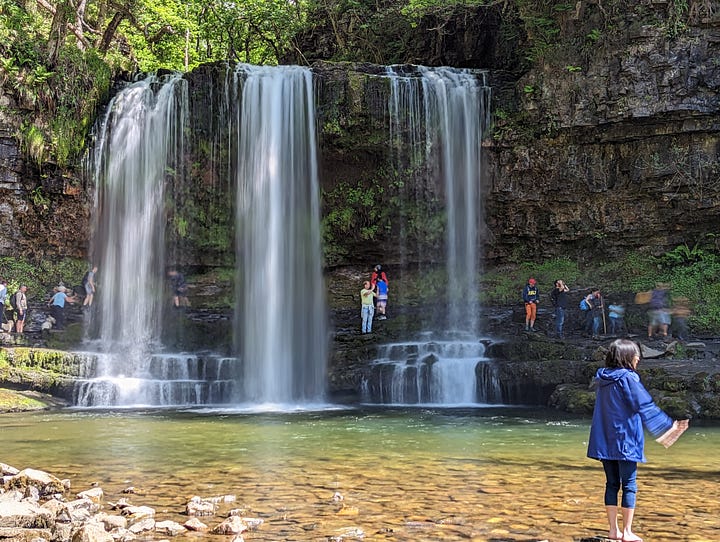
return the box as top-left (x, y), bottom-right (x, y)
top-left (370, 264), bottom-right (388, 288)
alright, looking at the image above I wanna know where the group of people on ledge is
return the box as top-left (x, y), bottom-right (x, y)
top-left (523, 277), bottom-right (691, 341)
top-left (360, 265), bottom-right (389, 334)
top-left (0, 267), bottom-right (97, 334)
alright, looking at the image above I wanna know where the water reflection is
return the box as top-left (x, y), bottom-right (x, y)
top-left (2, 408), bottom-right (718, 541)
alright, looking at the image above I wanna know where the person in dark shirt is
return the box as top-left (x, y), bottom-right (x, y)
top-left (168, 269), bottom-right (189, 307)
top-left (550, 279), bottom-right (570, 338)
top-left (522, 277), bottom-right (539, 332)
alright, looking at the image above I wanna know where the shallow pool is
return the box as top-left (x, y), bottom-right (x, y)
top-left (2, 407), bottom-right (718, 541)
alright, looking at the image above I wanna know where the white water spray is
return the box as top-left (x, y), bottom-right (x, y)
top-left (232, 65), bottom-right (327, 404)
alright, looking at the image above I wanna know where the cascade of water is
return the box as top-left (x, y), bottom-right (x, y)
top-left (232, 65), bottom-right (327, 405)
top-left (386, 66), bottom-right (490, 331)
top-left (77, 66), bottom-right (327, 408)
top-left (367, 66), bottom-right (492, 405)
top-left (78, 74), bottom-right (208, 406)
top-left (361, 339), bottom-right (503, 405)
top-left (89, 74), bottom-right (187, 352)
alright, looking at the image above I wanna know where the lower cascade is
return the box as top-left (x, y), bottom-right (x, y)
top-left (72, 353), bottom-right (241, 407)
top-left (361, 336), bottom-right (503, 405)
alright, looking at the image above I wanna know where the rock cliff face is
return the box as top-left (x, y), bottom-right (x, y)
top-left (0, 2), bottom-right (718, 269)
top-left (0, 93), bottom-right (90, 260)
top-left (485, 3), bottom-right (720, 263)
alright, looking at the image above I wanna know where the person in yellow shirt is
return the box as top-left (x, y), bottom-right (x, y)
top-left (360, 281), bottom-right (377, 334)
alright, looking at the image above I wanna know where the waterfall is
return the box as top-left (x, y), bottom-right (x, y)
top-left (232, 65), bottom-right (327, 405)
top-left (387, 66), bottom-right (490, 331)
top-left (88, 74), bottom-right (186, 353)
top-left (360, 340), bottom-right (503, 405)
top-left (364, 66), bottom-right (493, 405)
top-left (76, 74), bottom-right (197, 406)
top-left (78, 66), bottom-right (326, 408)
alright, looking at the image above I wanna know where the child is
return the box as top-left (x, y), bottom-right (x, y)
top-left (587, 339), bottom-right (689, 542)
top-left (375, 277), bottom-right (388, 320)
top-left (608, 302), bottom-right (626, 335)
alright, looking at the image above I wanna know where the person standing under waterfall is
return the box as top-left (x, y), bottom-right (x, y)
top-left (168, 269), bottom-right (189, 308)
top-left (82, 266), bottom-right (98, 308)
top-left (360, 281), bottom-right (377, 334)
top-left (550, 279), bottom-right (569, 338)
top-left (522, 277), bottom-right (539, 332)
top-left (587, 339), bottom-right (689, 542)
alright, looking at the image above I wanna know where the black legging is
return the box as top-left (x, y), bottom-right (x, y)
top-left (51, 304), bottom-right (65, 329)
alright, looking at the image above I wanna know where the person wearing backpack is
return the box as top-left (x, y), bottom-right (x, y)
top-left (375, 276), bottom-right (388, 320)
top-left (13, 285), bottom-right (28, 334)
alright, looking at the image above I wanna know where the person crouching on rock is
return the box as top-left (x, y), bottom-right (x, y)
top-left (47, 285), bottom-right (77, 331)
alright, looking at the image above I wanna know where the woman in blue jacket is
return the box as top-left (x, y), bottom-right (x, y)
top-left (587, 339), bottom-right (689, 542)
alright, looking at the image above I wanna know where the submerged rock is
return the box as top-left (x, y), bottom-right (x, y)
top-left (211, 516), bottom-right (247, 535)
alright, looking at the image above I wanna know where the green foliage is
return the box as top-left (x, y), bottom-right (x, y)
top-left (515, 0), bottom-right (575, 63)
top-left (482, 245), bottom-right (720, 333)
top-left (0, 256), bottom-right (87, 303)
top-left (322, 180), bottom-right (384, 264)
top-left (662, 242), bottom-right (710, 266)
top-left (29, 186), bottom-right (50, 211)
top-left (586, 28), bottom-right (602, 42)
top-left (481, 257), bottom-right (580, 305)
top-left (0, 3), bottom-right (112, 167)
top-left (401, 0), bottom-right (490, 20)
top-left (22, 124), bottom-right (47, 164)
top-left (665, 0), bottom-right (689, 38)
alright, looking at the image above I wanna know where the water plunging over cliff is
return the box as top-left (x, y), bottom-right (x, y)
top-left (387, 65), bottom-right (490, 331)
top-left (364, 66), bottom-right (493, 405)
top-left (75, 74), bottom-right (205, 406)
top-left (75, 66), bottom-right (326, 407)
top-left (232, 65), bottom-right (327, 405)
top-left (90, 74), bottom-right (186, 351)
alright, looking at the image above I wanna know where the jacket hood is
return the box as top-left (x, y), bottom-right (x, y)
top-left (596, 367), bottom-right (632, 386)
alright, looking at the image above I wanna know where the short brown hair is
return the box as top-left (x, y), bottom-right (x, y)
top-left (605, 339), bottom-right (640, 370)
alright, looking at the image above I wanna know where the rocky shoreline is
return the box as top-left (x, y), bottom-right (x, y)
top-left (0, 463), bottom-right (265, 542)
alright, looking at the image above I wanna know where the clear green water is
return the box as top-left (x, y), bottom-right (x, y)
top-left (2, 407), bottom-right (718, 541)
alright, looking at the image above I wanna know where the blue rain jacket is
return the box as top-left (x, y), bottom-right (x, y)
top-left (587, 367), bottom-right (673, 463)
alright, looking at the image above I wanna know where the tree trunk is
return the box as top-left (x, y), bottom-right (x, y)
top-left (46, 0), bottom-right (71, 66)
top-left (99, 11), bottom-right (124, 52)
